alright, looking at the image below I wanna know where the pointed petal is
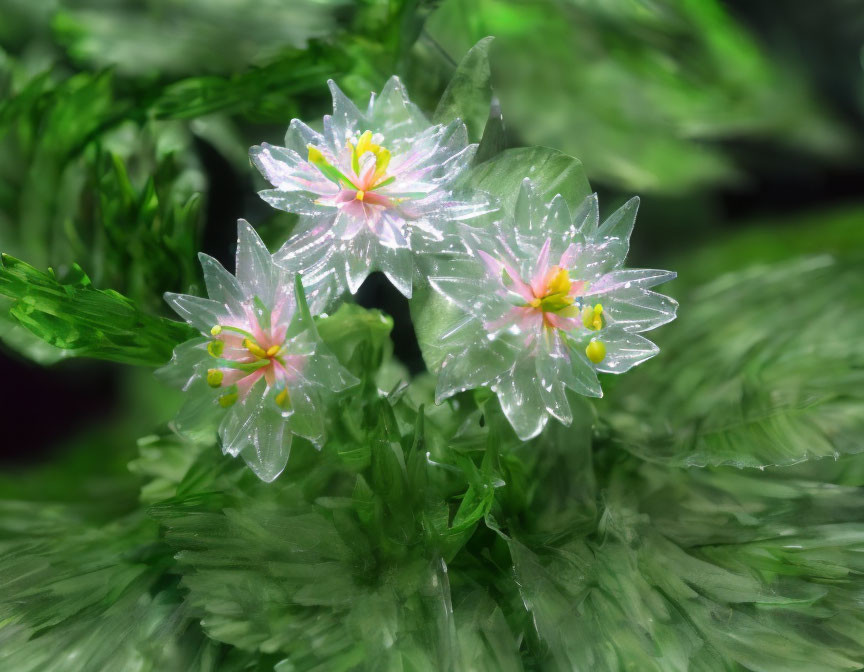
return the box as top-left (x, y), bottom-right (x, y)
top-left (219, 382), bottom-right (268, 457)
top-left (371, 76), bottom-right (428, 136)
top-left (327, 79), bottom-right (363, 138)
top-left (544, 193), bottom-right (575, 239)
top-left (595, 328), bottom-right (660, 374)
top-left (258, 189), bottom-right (327, 217)
top-left (239, 413), bottom-right (291, 482)
top-left (155, 337), bottom-right (209, 390)
top-left (285, 382), bottom-right (325, 446)
top-left (492, 358), bottom-right (549, 440)
top-left (573, 193), bottom-right (599, 236)
top-left (592, 196), bottom-right (638, 263)
top-left (198, 253), bottom-right (245, 314)
top-left (164, 292), bottom-right (225, 333)
top-left (235, 219), bottom-right (276, 301)
top-left (284, 118), bottom-right (325, 155)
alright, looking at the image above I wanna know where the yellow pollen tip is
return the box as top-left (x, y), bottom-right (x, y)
top-left (206, 369), bottom-right (224, 388)
top-left (210, 325), bottom-right (222, 336)
top-left (529, 298), bottom-right (542, 308)
top-left (266, 345), bottom-right (280, 357)
top-left (243, 338), bottom-right (268, 359)
top-left (355, 190), bottom-right (365, 201)
top-left (275, 387), bottom-right (291, 409)
top-left (207, 340), bottom-right (224, 357)
top-left (218, 392), bottom-right (238, 408)
top-left (586, 340), bottom-right (606, 364)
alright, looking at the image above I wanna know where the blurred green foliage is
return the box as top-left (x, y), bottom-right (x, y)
top-left (426, 0), bottom-right (854, 193)
top-left (1, 0), bottom-right (864, 670)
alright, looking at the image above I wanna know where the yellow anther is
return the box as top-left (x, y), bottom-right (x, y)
top-left (218, 392), bottom-right (238, 408)
top-left (243, 338), bottom-right (268, 359)
top-left (355, 190), bottom-right (365, 201)
top-left (210, 325), bottom-right (222, 336)
top-left (265, 345), bottom-right (280, 357)
top-left (371, 147), bottom-right (391, 184)
top-left (207, 340), bottom-right (224, 357)
top-left (275, 387), bottom-right (291, 409)
top-left (206, 369), bottom-right (224, 388)
top-left (586, 339), bottom-right (606, 364)
top-left (307, 145), bottom-right (327, 166)
top-left (355, 130), bottom-right (378, 157)
top-left (546, 266), bottom-right (571, 297)
top-left (581, 304), bottom-right (604, 331)
top-left (529, 297), bottom-right (541, 308)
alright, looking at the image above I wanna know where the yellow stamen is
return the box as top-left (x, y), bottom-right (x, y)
top-left (243, 338), bottom-right (268, 359)
top-left (371, 147), bottom-right (391, 185)
top-left (206, 369), bottom-right (223, 388)
top-left (581, 304), bottom-right (604, 331)
top-left (355, 130), bottom-right (377, 157)
top-left (307, 145), bottom-right (327, 167)
top-left (275, 388), bottom-right (290, 409)
top-left (355, 190), bottom-right (365, 201)
top-left (529, 297), bottom-right (541, 309)
top-left (207, 340), bottom-right (224, 357)
top-left (586, 340), bottom-right (606, 364)
top-left (210, 325), bottom-right (222, 336)
top-left (546, 267), bottom-right (571, 296)
top-left (265, 345), bottom-right (280, 357)
top-left (218, 392), bottom-right (238, 408)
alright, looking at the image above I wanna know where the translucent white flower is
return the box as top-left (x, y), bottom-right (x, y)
top-left (428, 179), bottom-right (677, 440)
top-left (250, 76), bottom-right (490, 300)
top-left (158, 220), bottom-right (358, 481)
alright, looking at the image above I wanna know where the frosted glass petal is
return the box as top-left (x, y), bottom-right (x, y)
top-left (198, 253), bottom-right (245, 315)
top-left (239, 410), bottom-right (291, 483)
top-left (596, 328), bottom-right (660, 374)
top-left (164, 293), bottom-right (225, 333)
top-left (235, 219), bottom-right (276, 301)
top-left (492, 359), bottom-right (550, 441)
top-left (371, 76), bottom-right (428, 136)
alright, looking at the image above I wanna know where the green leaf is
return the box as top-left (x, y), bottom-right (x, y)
top-left (433, 36), bottom-right (495, 142)
top-left (603, 255), bottom-right (864, 468)
top-left (461, 145), bottom-right (592, 214)
top-left (315, 303), bottom-right (394, 378)
top-left (474, 94), bottom-right (507, 164)
top-left (0, 254), bottom-right (196, 366)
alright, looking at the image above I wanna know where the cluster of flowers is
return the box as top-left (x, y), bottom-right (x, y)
top-left (160, 77), bottom-right (677, 481)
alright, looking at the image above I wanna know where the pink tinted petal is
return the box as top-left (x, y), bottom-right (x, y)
top-left (476, 249), bottom-right (502, 278)
top-left (335, 189), bottom-right (357, 203)
top-left (559, 243), bottom-right (581, 269)
top-left (220, 368), bottom-right (252, 386)
top-left (236, 368), bottom-right (265, 400)
top-left (531, 238), bottom-right (552, 295)
top-left (361, 191), bottom-right (394, 208)
top-left (568, 280), bottom-right (586, 298)
top-left (243, 305), bottom-right (268, 344)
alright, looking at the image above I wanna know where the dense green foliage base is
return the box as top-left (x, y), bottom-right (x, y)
top-left (2, 247), bottom-right (864, 671)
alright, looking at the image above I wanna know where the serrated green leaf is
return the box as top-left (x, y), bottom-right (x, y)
top-left (0, 254), bottom-right (195, 366)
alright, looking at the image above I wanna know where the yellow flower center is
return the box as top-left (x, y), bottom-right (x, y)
top-left (530, 266), bottom-right (578, 315)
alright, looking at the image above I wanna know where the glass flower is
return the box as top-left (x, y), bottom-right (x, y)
top-left (427, 179), bottom-right (677, 440)
top-left (158, 220), bottom-right (358, 482)
top-left (250, 76), bottom-right (488, 300)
